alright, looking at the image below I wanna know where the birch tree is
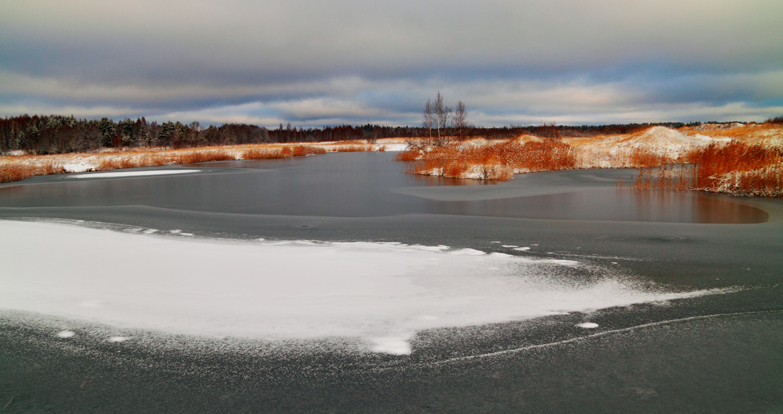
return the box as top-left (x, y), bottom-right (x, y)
top-left (433, 92), bottom-right (451, 146)
top-left (423, 99), bottom-right (435, 139)
top-left (453, 100), bottom-right (468, 140)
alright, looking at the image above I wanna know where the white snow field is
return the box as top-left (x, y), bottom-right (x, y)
top-left (1, 220), bottom-right (723, 354)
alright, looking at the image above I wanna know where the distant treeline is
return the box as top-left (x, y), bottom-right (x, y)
top-left (1, 114), bottom-right (703, 155)
top-left (0, 115), bottom-right (272, 155)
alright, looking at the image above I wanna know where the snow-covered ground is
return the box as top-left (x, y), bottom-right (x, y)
top-left (565, 126), bottom-right (731, 168)
top-left (1, 220), bottom-right (728, 354)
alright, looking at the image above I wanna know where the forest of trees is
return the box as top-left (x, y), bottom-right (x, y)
top-left (0, 113), bottom-right (702, 155)
top-left (0, 115), bottom-right (274, 154)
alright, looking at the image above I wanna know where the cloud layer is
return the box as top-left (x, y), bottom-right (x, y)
top-left (2, 0), bottom-right (782, 126)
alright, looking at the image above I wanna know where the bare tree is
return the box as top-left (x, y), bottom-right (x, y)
top-left (452, 100), bottom-right (468, 140)
top-left (423, 99), bottom-right (435, 139)
top-left (433, 92), bottom-right (451, 146)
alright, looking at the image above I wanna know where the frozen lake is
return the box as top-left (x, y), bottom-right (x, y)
top-left (1, 152), bottom-right (782, 413)
top-left (0, 152), bottom-right (768, 223)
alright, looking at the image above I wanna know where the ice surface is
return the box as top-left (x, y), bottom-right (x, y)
top-left (1, 220), bottom-right (725, 354)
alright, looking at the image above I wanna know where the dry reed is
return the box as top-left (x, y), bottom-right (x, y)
top-left (626, 165), bottom-right (693, 192)
top-left (242, 148), bottom-right (288, 160)
top-left (0, 143), bottom-right (340, 183)
top-left (291, 145), bottom-right (327, 157)
top-left (396, 140), bottom-right (576, 181)
top-left (0, 162), bottom-right (66, 183)
top-left (332, 144), bottom-right (372, 152)
top-left (687, 141), bottom-right (782, 197)
top-left (622, 140), bottom-right (783, 197)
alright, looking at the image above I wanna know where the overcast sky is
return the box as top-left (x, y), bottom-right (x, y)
top-left (2, 0), bottom-right (782, 127)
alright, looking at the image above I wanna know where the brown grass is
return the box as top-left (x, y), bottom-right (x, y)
top-left (332, 144), bottom-right (373, 152)
top-left (291, 145), bottom-right (327, 157)
top-left (397, 140), bottom-right (576, 181)
top-left (242, 148), bottom-right (288, 160)
top-left (678, 122), bottom-right (783, 148)
top-left (625, 148), bottom-right (674, 168)
top-left (0, 142), bottom-right (340, 183)
top-left (0, 162), bottom-right (66, 183)
top-left (621, 140), bottom-right (783, 197)
top-left (93, 149), bottom-right (237, 171)
top-left (687, 141), bottom-right (782, 197)
top-left (394, 149), bottom-right (423, 162)
top-left (173, 150), bottom-right (235, 164)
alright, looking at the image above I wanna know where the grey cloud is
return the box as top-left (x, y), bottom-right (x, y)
top-left (1, 0), bottom-right (781, 124)
top-left (4, 0), bottom-right (781, 79)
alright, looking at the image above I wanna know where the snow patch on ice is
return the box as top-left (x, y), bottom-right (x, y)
top-left (0, 220), bottom-right (730, 354)
top-left (57, 330), bottom-right (75, 338)
top-left (515, 247), bottom-right (531, 251)
top-left (490, 252), bottom-right (513, 258)
top-left (577, 322), bottom-right (599, 329)
top-left (108, 336), bottom-right (129, 342)
top-left (450, 248), bottom-right (487, 256)
top-left (73, 170), bottom-right (200, 179)
top-left (371, 334), bottom-right (413, 355)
